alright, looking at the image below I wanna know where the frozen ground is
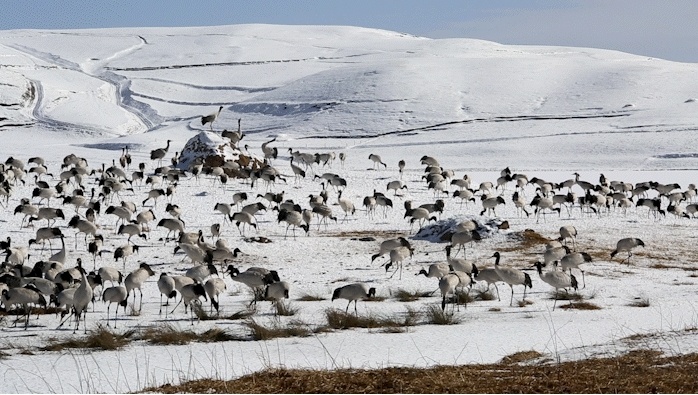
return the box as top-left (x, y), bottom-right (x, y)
top-left (0, 24), bottom-right (697, 393)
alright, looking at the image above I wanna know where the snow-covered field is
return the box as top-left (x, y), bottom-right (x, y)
top-left (1, 24), bottom-right (698, 393)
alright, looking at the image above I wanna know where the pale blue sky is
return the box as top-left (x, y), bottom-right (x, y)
top-left (3, 0), bottom-right (697, 62)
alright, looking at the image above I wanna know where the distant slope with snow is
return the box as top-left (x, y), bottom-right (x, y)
top-left (1, 24), bottom-right (697, 169)
top-left (1, 25), bottom-right (697, 133)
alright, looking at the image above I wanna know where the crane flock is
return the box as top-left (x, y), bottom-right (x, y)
top-left (0, 127), bottom-right (689, 339)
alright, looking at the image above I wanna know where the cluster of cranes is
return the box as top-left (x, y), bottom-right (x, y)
top-left (0, 112), bottom-right (681, 336)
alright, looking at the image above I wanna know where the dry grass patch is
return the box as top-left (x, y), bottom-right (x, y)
top-left (558, 301), bottom-right (602, 310)
top-left (423, 304), bottom-right (461, 325)
top-left (628, 297), bottom-right (651, 307)
top-left (549, 290), bottom-right (584, 301)
top-left (500, 229), bottom-right (551, 252)
top-left (517, 299), bottom-right (534, 307)
top-left (324, 308), bottom-right (419, 330)
top-left (499, 350), bottom-right (544, 364)
top-left (473, 290), bottom-right (497, 301)
top-left (140, 325), bottom-right (242, 345)
top-left (297, 293), bottom-right (326, 301)
top-left (273, 300), bottom-right (299, 316)
top-left (245, 318), bottom-right (313, 341)
top-left (41, 325), bottom-right (134, 351)
top-left (148, 350), bottom-right (698, 393)
top-left (393, 289), bottom-right (431, 302)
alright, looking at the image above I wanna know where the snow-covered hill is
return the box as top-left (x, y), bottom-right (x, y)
top-left (1, 25), bottom-right (698, 393)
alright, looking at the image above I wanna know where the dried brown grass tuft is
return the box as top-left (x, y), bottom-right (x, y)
top-left (558, 301), bottom-right (602, 310)
top-left (147, 350), bottom-right (698, 394)
top-left (296, 293), bottom-right (326, 302)
top-left (393, 289), bottom-right (430, 302)
top-left (273, 300), bottom-right (299, 316)
top-left (423, 304), bottom-right (461, 325)
top-left (245, 318), bottom-right (313, 341)
top-left (324, 308), bottom-right (418, 330)
top-left (41, 325), bottom-right (134, 351)
top-left (500, 229), bottom-right (551, 252)
top-left (499, 350), bottom-right (544, 364)
top-left (628, 297), bottom-right (651, 307)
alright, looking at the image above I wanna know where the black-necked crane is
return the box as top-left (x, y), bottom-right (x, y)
top-left (368, 153), bottom-right (386, 170)
top-left (336, 190), bottom-right (356, 223)
top-left (417, 262), bottom-right (450, 280)
top-left (28, 207), bottom-right (65, 227)
top-left (229, 211), bottom-right (257, 236)
top-left (277, 209), bottom-right (309, 238)
top-left (117, 223), bottom-right (147, 244)
top-left (558, 226), bottom-right (578, 250)
top-left (226, 265), bottom-right (277, 307)
top-left (439, 273), bottom-right (461, 312)
top-left (449, 230), bottom-right (481, 257)
top-left (157, 273), bottom-right (177, 316)
top-left (102, 286), bottom-right (128, 327)
top-left (474, 268), bottom-right (501, 301)
top-left (204, 277), bottom-right (227, 314)
top-left (611, 237), bottom-right (645, 264)
top-left (480, 195), bottom-right (505, 217)
top-left (420, 155), bottom-right (439, 167)
top-left (264, 281), bottom-right (291, 312)
top-left (28, 226), bottom-right (63, 251)
top-left (398, 159), bottom-right (406, 178)
top-left (14, 201), bottom-right (38, 228)
top-left (530, 194), bottom-right (560, 223)
top-left (559, 251), bottom-right (592, 288)
top-left (125, 263), bottom-right (155, 312)
top-left (512, 191), bottom-right (530, 218)
top-left (1, 286), bottom-right (47, 329)
top-left (491, 252), bottom-right (533, 306)
top-left (185, 263), bottom-right (218, 284)
top-left (289, 157), bottom-right (306, 184)
top-left (73, 261), bottom-right (93, 333)
top-left (543, 245), bottom-right (570, 265)
top-left (113, 243), bottom-right (139, 269)
top-left (383, 245), bottom-right (414, 279)
top-left (533, 261), bottom-right (578, 310)
top-left (222, 118), bottom-right (244, 145)
top-left (371, 237), bottom-right (411, 263)
top-left (157, 218), bottom-right (185, 242)
top-left (312, 203), bottom-right (337, 229)
top-left (97, 266), bottom-right (123, 288)
top-left (201, 106), bottom-right (223, 130)
top-left (445, 245), bottom-right (478, 276)
top-left (150, 140), bottom-right (172, 166)
top-left (387, 180), bottom-right (407, 196)
top-left (332, 283), bottom-right (376, 314)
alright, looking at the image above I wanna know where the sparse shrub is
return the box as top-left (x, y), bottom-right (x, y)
top-left (296, 293), bottom-right (326, 302)
top-left (324, 308), bottom-right (418, 330)
top-left (245, 318), bottom-right (312, 341)
top-left (274, 300), bottom-right (300, 316)
top-left (394, 289), bottom-right (430, 302)
top-left (550, 290), bottom-right (584, 301)
top-left (517, 299), bottom-right (534, 307)
top-left (629, 297), bottom-right (650, 307)
top-left (456, 290), bottom-right (475, 305)
top-left (500, 350), bottom-right (543, 364)
top-left (558, 301), bottom-right (601, 310)
top-left (41, 325), bottom-right (134, 351)
top-left (475, 290), bottom-right (497, 301)
top-left (423, 304), bottom-right (461, 325)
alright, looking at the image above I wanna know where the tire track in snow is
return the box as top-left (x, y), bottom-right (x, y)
top-left (8, 37), bottom-right (159, 134)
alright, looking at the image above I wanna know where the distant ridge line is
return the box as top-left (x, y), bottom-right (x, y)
top-left (299, 111), bottom-right (632, 139)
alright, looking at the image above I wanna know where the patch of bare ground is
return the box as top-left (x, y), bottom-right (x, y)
top-left (329, 229), bottom-right (406, 239)
top-left (499, 229), bottom-right (552, 252)
top-left (146, 350), bottom-right (698, 394)
top-left (558, 301), bottom-right (602, 310)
